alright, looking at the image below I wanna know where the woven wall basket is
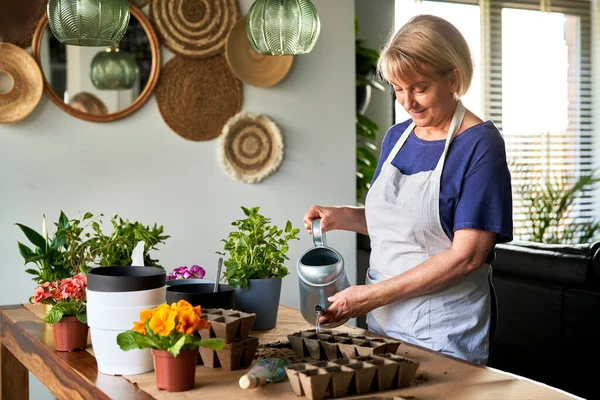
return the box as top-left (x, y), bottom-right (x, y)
top-left (226, 16), bottom-right (293, 87)
top-left (0, 42), bottom-right (43, 123)
top-left (0, 0), bottom-right (46, 48)
top-left (150, 0), bottom-right (239, 58)
top-left (155, 55), bottom-right (242, 141)
top-left (219, 112), bottom-right (284, 184)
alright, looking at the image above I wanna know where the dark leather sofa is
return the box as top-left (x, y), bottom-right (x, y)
top-left (356, 234), bottom-right (600, 399)
top-left (490, 240), bottom-right (600, 400)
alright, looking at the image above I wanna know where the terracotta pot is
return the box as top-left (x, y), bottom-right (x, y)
top-left (52, 316), bottom-right (89, 352)
top-left (152, 348), bottom-right (197, 392)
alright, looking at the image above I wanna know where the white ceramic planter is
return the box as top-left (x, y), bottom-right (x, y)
top-left (86, 266), bottom-right (166, 376)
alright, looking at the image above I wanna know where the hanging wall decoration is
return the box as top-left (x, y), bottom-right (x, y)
top-left (46, 0), bottom-right (130, 47)
top-left (226, 16), bottom-right (293, 87)
top-left (130, 0), bottom-right (149, 8)
top-left (246, 0), bottom-right (321, 56)
top-left (155, 55), bottom-right (242, 141)
top-left (90, 48), bottom-right (139, 90)
top-left (0, 43), bottom-right (43, 123)
top-left (219, 112), bottom-right (284, 184)
top-left (0, 0), bottom-right (46, 48)
top-left (150, 0), bottom-right (239, 58)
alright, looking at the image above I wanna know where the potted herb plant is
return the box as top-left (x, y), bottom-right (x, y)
top-left (31, 273), bottom-right (88, 351)
top-left (117, 300), bottom-right (224, 392)
top-left (92, 215), bottom-right (170, 269)
top-left (217, 206), bottom-right (300, 330)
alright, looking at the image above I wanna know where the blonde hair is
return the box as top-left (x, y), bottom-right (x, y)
top-left (377, 15), bottom-right (473, 97)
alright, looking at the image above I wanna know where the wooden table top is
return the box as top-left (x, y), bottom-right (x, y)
top-left (0, 304), bottom-right (582, 400)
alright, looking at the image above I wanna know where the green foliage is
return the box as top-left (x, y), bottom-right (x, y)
top-left (17, 212), bottom-right (170, 283)
top-left (217, 206), bottom-right (300, 289)
top-left (355, 17), bottom-right (386, 204)
top-left (512, 163), bottom-right (600, 244)
top-left (43, 301), bottom-right (87, 325)
top-left (93, 216), bottom-right (170, 269)
top-left (117, 323), bottom-right (224, 358)
top-left (16, 211), bottom-right (98, 283)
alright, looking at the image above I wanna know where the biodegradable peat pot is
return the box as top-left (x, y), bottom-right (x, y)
top-left (52, 316), bottom-right (88, 352)
top-left (153, 348), bottom-right (198, 392)
top-left (166, 283), bottom-right (236, 309)
top-left (234, 278), bottom-right (282, 331)
top-left (86, 266), bottom-right (166, 376)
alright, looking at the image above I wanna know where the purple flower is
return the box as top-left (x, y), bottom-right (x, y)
top-left (190, 265), bottom-right (205, 278)
top-left (166, 265), bottom-right (205, 281)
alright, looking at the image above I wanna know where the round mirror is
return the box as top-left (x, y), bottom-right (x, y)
top-left (31, 5), bottom-right (160, 122)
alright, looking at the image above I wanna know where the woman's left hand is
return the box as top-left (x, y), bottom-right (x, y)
top-left (318, 285), bottom-right (379, 325)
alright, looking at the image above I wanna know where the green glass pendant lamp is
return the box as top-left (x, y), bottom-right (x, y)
top-left (47, 0), bottom-right (130, 47)
top-left (246, 0), bottom-right (321, 56)
top-left (90, 48), bottom-right (139, 90)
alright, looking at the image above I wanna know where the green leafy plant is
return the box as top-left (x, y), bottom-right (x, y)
top-left (31, 273), bottom-right (87, 324)
top-left (355, 17), bottom-right (386, 204)
top-left (92, 216), bottom-right (170, 269)
top-left (217, 206), bottom-right (300, 289)
top-left (17, 212), bottom-right (170, 282)
top-left (512, 163), bottom-right (600, 244)
top-left (16, 211), bottom-right (98, 283)
top-left (117, 300), bottom-right (224, 358)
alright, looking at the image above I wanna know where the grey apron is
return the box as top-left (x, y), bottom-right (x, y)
top-left (364, 101), bottom-right (490, 364)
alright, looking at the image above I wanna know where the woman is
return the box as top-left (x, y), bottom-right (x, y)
top-left (303, 15), bottom-right (513, 365)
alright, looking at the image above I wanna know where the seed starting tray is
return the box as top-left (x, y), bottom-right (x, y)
top-left (287, 329), bottom-right (402, 361)
top-left (200, 308), bottom-right (256, 343)
top-left (285, 354), bottom-right (420, 400)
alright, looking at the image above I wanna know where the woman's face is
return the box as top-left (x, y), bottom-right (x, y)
top-left (391, 70), bottom-right (458, 130)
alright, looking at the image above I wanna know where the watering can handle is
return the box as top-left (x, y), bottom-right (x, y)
top-left (312, 219), bottom-right (327, 247)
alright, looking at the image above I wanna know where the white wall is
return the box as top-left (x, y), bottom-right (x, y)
top-left (0, 1), bottom-right (355, 395)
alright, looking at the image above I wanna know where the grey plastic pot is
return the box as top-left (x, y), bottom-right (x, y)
top-left (234, 278), bottom-right (282, 331)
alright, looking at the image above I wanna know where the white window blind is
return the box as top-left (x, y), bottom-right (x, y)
top-left (486, 0), bottom-right (596, 241)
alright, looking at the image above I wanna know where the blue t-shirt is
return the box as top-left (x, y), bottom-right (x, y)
top-left (371, 119), bottom-right (513, 264)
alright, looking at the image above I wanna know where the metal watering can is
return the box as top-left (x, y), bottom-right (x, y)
top-left (297, 218), bottom-right (350, 329)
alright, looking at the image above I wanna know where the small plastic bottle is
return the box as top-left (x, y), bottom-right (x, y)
top-left (238, 358), bottom-right (290, 390)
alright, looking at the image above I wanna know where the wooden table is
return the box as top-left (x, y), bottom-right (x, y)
top-left (0, 304), bottom-right (582, 400)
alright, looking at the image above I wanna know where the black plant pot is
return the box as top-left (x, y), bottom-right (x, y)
top-left (166, 283), bottom-right (236, 310)
top-left (87, 266), bottom-right (166, 292)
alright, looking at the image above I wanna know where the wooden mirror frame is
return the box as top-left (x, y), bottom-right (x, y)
top-left (31, 4), bottom-right (160, 123)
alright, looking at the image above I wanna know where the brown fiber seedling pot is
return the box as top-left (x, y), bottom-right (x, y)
top-left (152, 348), bottom-right (198, 392)
top-left (52, 316), bottom-right (88, 352)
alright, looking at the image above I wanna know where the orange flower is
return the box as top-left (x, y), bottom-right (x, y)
top-left (148, 305), bottom-right (177, 336)
top-left (176, 307), bottom-right (200, 334)
top-left (197, 316), bottom-right (211, 332)
top-left (132, 309), bottom-right (153, 334)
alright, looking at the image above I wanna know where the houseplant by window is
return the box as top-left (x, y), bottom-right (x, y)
top-left (117, 300), bottom-right (224, 392)
top-left (31, 273), bottom-right (88, 351)
top-left (512, 163), bottom-right (600, 244)
top-left (217, 206), bottom-right (300, 330)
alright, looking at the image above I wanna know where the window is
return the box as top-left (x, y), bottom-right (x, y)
top-left (394, 0), bottom-right (597, 242)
